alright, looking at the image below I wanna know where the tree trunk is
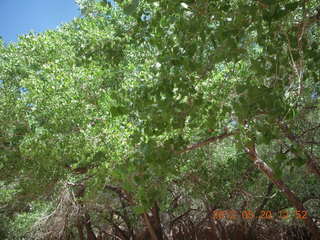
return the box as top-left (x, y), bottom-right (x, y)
top-left (151, 202), bottom-right (164, 240)
top-left (143, 213), bottom-right (159, 240)
top-left (74, 183), bottom-right (97, 240)
top-left (84, 213), bottom-right (97, 240)
top-left (245, 145), bottom-right (320, 240)
top-left (77, 218), bottom-right (85, 240)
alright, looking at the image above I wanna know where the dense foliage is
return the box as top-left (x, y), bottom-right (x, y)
top-left (1, 0), bottom-right (319, 239)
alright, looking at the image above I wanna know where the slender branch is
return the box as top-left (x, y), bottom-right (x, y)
top-left (104, 184), bottom-right (134, 205)
top-left (169, 209), bottom-right (194, 227)
top-left (278, 122), bottom-right (320, 179)
top-left (302, 141), bottom-right (320, 145)
top-left (177, 130), bottom-right (237, 154)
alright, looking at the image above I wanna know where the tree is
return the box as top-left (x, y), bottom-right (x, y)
top-left (1, 0), bottom-right (319, 239)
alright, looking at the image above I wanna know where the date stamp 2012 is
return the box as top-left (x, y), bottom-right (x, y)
top-left (212, 209), bottom-right (308, 220)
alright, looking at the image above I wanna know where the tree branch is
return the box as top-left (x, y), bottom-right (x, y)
top-left (245, 145), bottom-right (320, 239)
top-left (278, 122), bottom-right (320, 179)
top-left (177, 130), bottom-right (237, 154)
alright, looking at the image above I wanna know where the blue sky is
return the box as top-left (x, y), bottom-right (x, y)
top-left (0, 0), bottom-right (80, 43)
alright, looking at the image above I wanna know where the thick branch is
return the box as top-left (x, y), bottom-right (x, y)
top-left (245, 145), bottom-right (320, 239)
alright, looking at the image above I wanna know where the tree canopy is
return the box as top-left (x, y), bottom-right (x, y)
top-left (0, 0), bottom-right (320, 239)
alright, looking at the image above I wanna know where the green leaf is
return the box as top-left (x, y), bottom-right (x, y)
top-left (110, 106), bottom-right (126, 116)
top-left (273, 163), bottom-right (282, 179)
top-left (260, 0), bottom-right (275, 5)
top-left (291, 157), bottom-right (306, 167)
top-left (285, 2), bottom-right (299, 12)
top-left (123, 0), bottom-right (139, 16)
top-left (275, 153), bottom-right (286, 162)
top-left (272, 8), bottom-right (288, 20)
top-left (133, 205), bottom-right (147, 215)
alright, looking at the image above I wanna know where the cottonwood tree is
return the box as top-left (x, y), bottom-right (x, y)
top-left (1, 0), bottom-right (319, 239)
